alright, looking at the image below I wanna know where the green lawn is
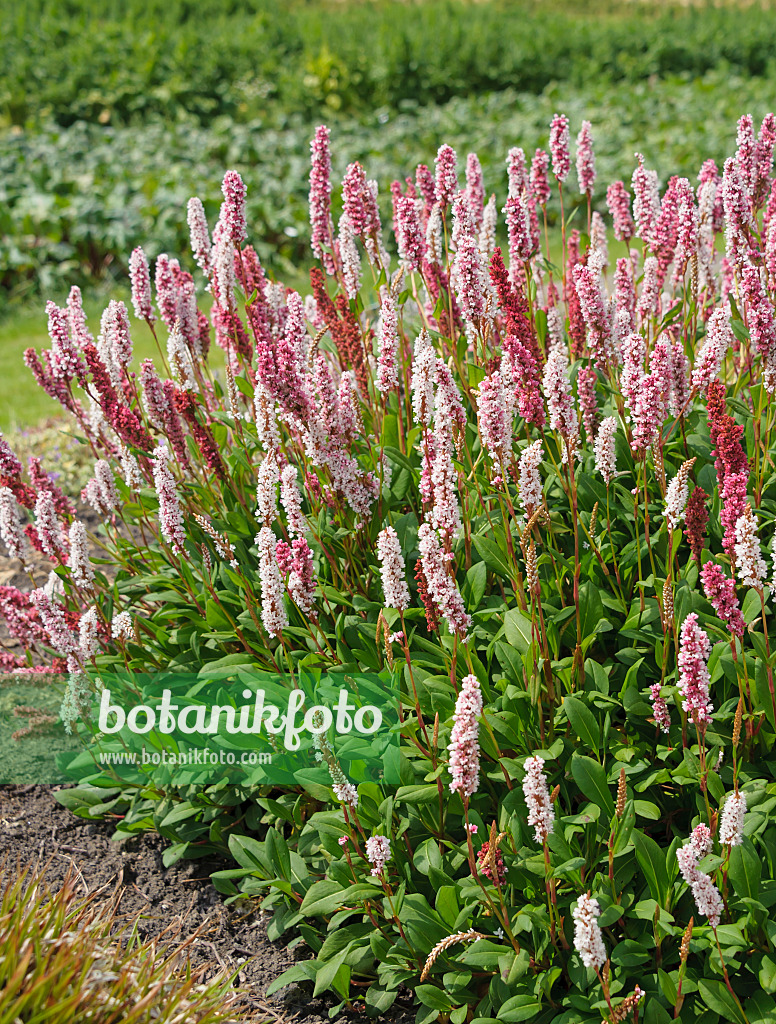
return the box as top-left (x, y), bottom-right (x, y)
top-left (0, 291), bottom-right (167, 431)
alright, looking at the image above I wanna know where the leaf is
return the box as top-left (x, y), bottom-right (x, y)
top-left (266, 962), bottom-right (318, 996)
top-left (570, 754), bottom-right (615, 817)
top-left (415, 985), bottom-right (454, 1011)
top-left (728, 836), bottom-right (761, 901)
top-left (299, 880), bottom-right (380, 917)
top-left (394, 785), bottom-right (440, 805)
top-left (563, 695), bottom-right (600, 752)
top-left (463, 560), bottom-right (487, 612)
top-left (496, 995), bottom-right (543, 1022)
top-left (632, 831), bottom-right (671, 909)
top-left (760, 956), bottom-right (776, 994)
top-left (227, 834), bottom-right (270, 873)
top-left (742, 588), bottom-right (764, 625)
top-left (698, 978), bottom-right (749, 1024)
top-left (579, 580), bottom-right (604, 640)
top-left (313, 948), bottom-right (351, 998)
top-left (472, 534), bottom-right (513, 579)
top-left (747, 991), bottom-right (776, 1024)
top-left (504, 608), bottom-right (534, 655)
top-left (265, 828), bottom-right (291, 881)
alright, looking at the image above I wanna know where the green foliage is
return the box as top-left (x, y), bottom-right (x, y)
top-left (3, 69), bottom-right (776, 302)
top-left (3, 0), bottom-right (776, 128)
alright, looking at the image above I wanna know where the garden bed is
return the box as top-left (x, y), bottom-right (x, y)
top-left (0, 783), bottom-right (415, 1023)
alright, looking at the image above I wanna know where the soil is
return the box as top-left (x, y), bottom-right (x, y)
top-left (0, 784), bottom-right (416, 1023)
top-left (0, 435), bottom-right (416, 1023)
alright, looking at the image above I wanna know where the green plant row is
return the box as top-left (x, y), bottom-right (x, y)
top-left (2, 0), bottom-right (776, 128)
top-left (2, 69), bottom-right (776, 304)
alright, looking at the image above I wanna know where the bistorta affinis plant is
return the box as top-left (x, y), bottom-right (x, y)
top-left (5, 109), bottom-right (776, 1023)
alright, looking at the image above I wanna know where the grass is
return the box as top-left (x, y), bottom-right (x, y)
top-left (0, 291), bottom-right (166, 431)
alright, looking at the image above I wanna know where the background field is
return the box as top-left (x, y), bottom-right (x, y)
top-left (3, 0), bottom-right (776, 428)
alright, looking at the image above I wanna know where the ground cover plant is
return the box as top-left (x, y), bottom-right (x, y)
top-left (4, 107), bottom-right (776, 1024)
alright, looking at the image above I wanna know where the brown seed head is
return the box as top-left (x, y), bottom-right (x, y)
top-left (488, 822), bottom-right (499, 883)
top-left (590, 501), bottom-right (599, 538)
top-left (616, 767), bottom-right (627, 818)
top-left (526, 541), bottom-right (539, 598)
top-left (420, 929), bottom-right (487, 982)
top-left (680, 917), bottom-right (693, 962)
top-left (662, 579), bottom-right (674, 632)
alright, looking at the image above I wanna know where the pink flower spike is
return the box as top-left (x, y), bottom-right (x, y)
top-left (376, 526), bottom-right (410, 611)
top-left (530, 149), bottom-right (551, 206)
top-left (522, 756), bottom-right (554, 843)
top-left (365, 835), bottom-right (391, 877)
top-left (417, 523), bottom-right (471, 639)
top-left (677, 613), bottom-right (713, 725)
top-left (549, 114), bottom-right (570, 183)
top-left (187, 199), bottom-right (211, 276)
top-left (448, 674), bottom-right (483, 799)
top-left (0, 487), bottom-right (30, 567)
top-left (151, 445), bottom-right (186, 555)
top-left (309, 126), bottom-right (333, 269)
top-left (719, 790), bottom-right (746, 847)
top-left (575, 120), bottom-right (596, 195)
top-left (518, 440), bottom-right (544, 515)
top-left (221, 170), bottom-right (247, 245)
top-left (256, 526), bottom-right (288, 637)
top-left (690, 823), bottom-right (713, 859)
top-left (129, 247), bottom-right (156, 322)
top-left (649, 683), bottom-right (671, 734)
top-left (376, 290), bottom-right (400, 393)
top-left (477, 372), bottom-right (512, 463)
top-left (606, 181), bottom-right (635, 241)
top-left (434, 144), bottom-right (458, 207)
top-left (734, 505), bottom-right (767, 590)
top-left (572, 894), bottom-right (606, 970)
top-left (700, 562), bottom-right (745, 638)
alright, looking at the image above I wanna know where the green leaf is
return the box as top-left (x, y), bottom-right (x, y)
top-left (497, 995), bottom-right (543, 1022)
top-left (472, 534), bottom-right (514, 579)
top-left (728, 836), bottom-right (761, 901)
top-left (658, 968), bottom-right (678, 1005)
top-left (463, 560), bottom-right (487, 612)
top-left (563, 695), bottom-right (601, 753)
top-left (395, 785), bottom-right (440, 805)
top-left (265, 827), bottom-right (291, 881)
top-left (632, 831), bottom-right (670, 908)
top-left (570, 753), bottom-right (615, 817)
top-left (266, 962), bottom-right (317, 996)
top-left (504, 608), bottom-right (534, 655)
top-left (300, 880), bottom-right (380, 917)
top-left (698, 978), bottom-right (749, 1024)
top-left (579, 580), bottom-right (604, 640)
top-left (760, 956), bottom-right (776, 994)
top-left (228, 834), bottom-right (270, 874)
top-left (313, 948), bottom-right (351, 998)
top-left (415, 985), bottom-right (454, 1011)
